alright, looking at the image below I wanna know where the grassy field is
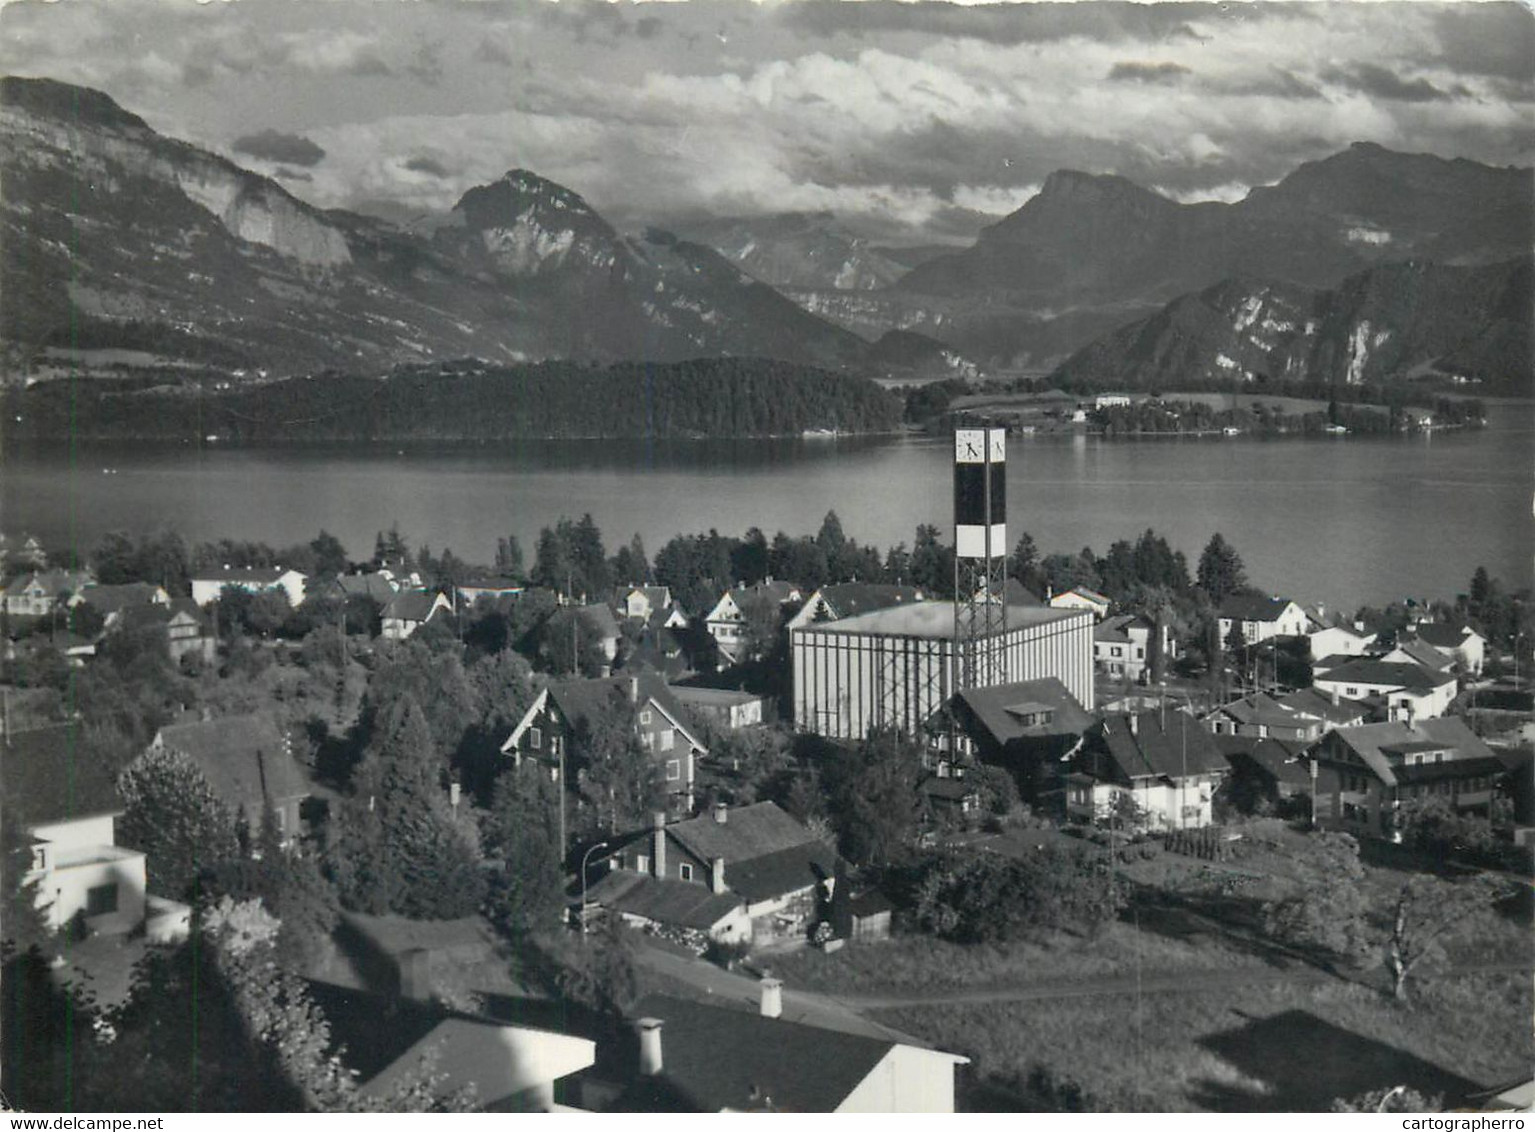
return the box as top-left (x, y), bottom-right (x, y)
top-left (766, 919), bottom-right (1271, 997)
top-left (877, 971), bottom-right (1533, 1112)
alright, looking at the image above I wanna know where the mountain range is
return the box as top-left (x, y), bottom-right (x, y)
top-left (1, 75), bottom-right (1529, 394)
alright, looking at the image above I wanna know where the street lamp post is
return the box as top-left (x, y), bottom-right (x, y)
top-left (580, 841), bottom-right (609, 935)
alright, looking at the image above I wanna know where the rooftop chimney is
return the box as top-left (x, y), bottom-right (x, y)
top-left (759, 977), bottom-right (783, 1019)
top-left (635, 1018), bottom-right (664, 1076)
top-left (710, 856), bottom-right (726, 895)
top-left (713, 802), bottom-right (728, 825)
top-left (652, 811), bottom-right (667, 879)
top-left (630, 676), bottom-right (640, 704)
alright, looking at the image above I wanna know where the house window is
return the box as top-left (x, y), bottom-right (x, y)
top-left (1135, 648), bottom-right (1145, 659)
top-left (529, 727), bottom-right (542, 750)
top-left (666, 759), bottom-right (681, 781)
top-left (30, 845), bottom-right (49, 873)
top-left (679, 864), bottom-right (694, 882)
top-left (640, 710), bottom-right (653, 725)
top-left (641, 732), bottom-right (655, 749)
top-left (659, 729), bottom-right (675, 752)
top-left (1111, 646), bottom-right (1123, 657)
top-left (86, 883), bottom-right (118, 917)
top-left (1346, 687), bottom-right (1359, 697)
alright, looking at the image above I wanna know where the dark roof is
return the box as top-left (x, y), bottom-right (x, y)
top-left (457, 575), bottom-right (523, 592)
top-left (1220, 594), bottom-right (1295, 622)
top-left (618, 993), bottom-right (898, 1112)
top-left (816, 584), bottom-right (924, 619)
top-left (576, 603), bottom-right (620, 640)
top-left (586, 872), bottom-right (743, 931)
top-left (1002, 578), bottom-right (1042, 607)
top-left (1093, 614), bottom-right (1150, 644)
top-left (1093, 710), bottom-right (1229, 782)
top-left (920, 776), bottom-right (977, 801)
top-left (953, 677), bottom-right (1094, 744)
top-left (77, 582), bottom-right (164, 614)
top-left (724, 842), bottom-right (839, 902)
top-left (4, 569), bottom-right (92, 598)
top-left (1317, 659), bottom-right (1457, 691)
top-left (1209, 691), bottom-right (1312, 730)
top-left (1214, 735), bottom-right (1313, 789)
top-left (382, 590), bottom-right (445, 622)
top-left (1413, 622), bottom-right (1475, 649)
top-left (1055, 585), bottom-right (1109, 605)
top-left (1321, 716), bottom-right (1497, 787)
top-left (666, 802), bottom-right (818, 865)
top-left (848, 890), bottom-right (894, 917)
top-left (547, 671), bottom-right (704, 753)
top-left (1391, 639), bottom-right (1454, 671)
top-left (333, 573), bottom-right (399, 602)
top-left (154, 713), bottom-right (310, 810)
top-left (2, 722), bottom-right (124, 826)
top-left (1278, 686), bottom-right (1373, 726)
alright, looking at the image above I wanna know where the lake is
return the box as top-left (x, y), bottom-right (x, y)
top-left (2, 403), bottom-right (1529, 613)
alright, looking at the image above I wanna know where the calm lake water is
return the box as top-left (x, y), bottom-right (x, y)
top-left (2, 403), bottom-right (1530, 612)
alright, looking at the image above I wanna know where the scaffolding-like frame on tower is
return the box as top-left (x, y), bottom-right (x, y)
top-left (953, 418), bottom-right (1008, 694)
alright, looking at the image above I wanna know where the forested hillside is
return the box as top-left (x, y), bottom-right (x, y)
top-left (5, 358), bottom-right (903, 441)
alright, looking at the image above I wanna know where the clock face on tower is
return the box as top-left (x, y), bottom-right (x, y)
top-left (988, 429), bottom-right (1005, 462)
top-left (955, 429), bottom-right (985, 463)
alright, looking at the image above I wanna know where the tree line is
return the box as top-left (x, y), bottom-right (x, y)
top-left (4, 356), bottom-right (903, 442)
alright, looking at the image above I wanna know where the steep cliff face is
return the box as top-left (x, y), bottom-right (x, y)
top-left (1, 77), bottom-right (868, 374)
top-left (1, 79), bottom-right (350, 269)
top-left (1050, 259), bottom-right (1532, 393)
top-left (683, 212), bottom-right (913, 292)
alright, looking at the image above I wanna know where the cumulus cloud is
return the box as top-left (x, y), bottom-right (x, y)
top-left (232, 128), bottom-right (326, 167)
top-left (1321, 63), bottom-right (1457, 103)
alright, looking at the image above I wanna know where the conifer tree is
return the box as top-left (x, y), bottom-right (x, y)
top-left (117, 743), bottom-right (242, 901)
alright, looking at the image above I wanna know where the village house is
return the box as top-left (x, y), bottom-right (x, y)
top-left (1213, 734), bottom-right (1314, 814)
top-left (570, 988), bottom-right (968, 1112)
top-left (785, 583), bottom-right (925, 631)
top-left (310, 977), bottom-right (596, 1112)
top-left (1093, 613), bottom-right (1175, 683)
top-left (611, 585), bottom-right (687, 629)
top-left (591, 802), bottom-right (839, 946)
top-left (704, 580), bottom-right (802, 664)
top-left (1218, 595), bottom-right (1309, 645)
top-left (189, 565), bottom-right (307, 609)
top-left (1305, 614), bottom-right (1378, 662)
top-left (149, 713), bottom-right (311, 843)
top-left (6, 723), bottom-right (148, 935)
top-left (380, 589), bottom-right (453, 640)
top-left (454, 575), bottom-right (525, 607)
top-left (1381, 636), bottom-right (1457, 674)
top-left (1202, 691), bottom-right (1327, 742)
top-left (1276, 686), bottom-right (1375, 731)
top-left (1066, 709), bottom-right (1228, 829)
top-left (1312, 659), bottom-right (1458, 723)
top-left (1309, 716), bottom-right (1506, 840)
top-left (74, 582), bottom-right (171, 624)
top-left (940, 677), bottom-right (1094, 807)
top-left (310, 571), bottom-right (399, 605)
top-left (1048, 585), bottom-right (1111, 620)
top-left (669, 685), bottom-right (768, 731)
top-left (1406, 622), bottom-right (1487, 675)
top-left (115, 598), bottom-right (218, 664)
top-left (501, 670), bottom-right (708, 814)
top-left (3, 569), bottom-right (95, 618)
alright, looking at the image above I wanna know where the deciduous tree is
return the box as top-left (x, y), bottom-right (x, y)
top-left (117, 743), bottom-right (242, 901)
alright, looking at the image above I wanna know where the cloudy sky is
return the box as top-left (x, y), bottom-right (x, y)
top-left (3, 0), bottom-right (1531, 242)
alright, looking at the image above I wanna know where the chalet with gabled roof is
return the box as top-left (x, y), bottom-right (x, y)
top-left (501, 670), bottom-right (708, 813)
top-left (381, 589), bottom-right (453, 640)
top-left (1312, 659), bottom-right (1457, 723)
top-left (189, 565), bottom-right (307, 609)
top-left (1218, 595), bottom-right (1308, 644)
top-left (1309, 716), bottom-right (1505, 840)
top-left (1067, 709), bottom-right (1227, 829)
top-left (150, 713), bottom-right (310, 842)
top-left (593, 802), bottom-right (839, 945)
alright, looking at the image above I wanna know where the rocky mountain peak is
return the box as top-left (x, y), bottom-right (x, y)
top-left (0, 75), bottom-right (148, 132)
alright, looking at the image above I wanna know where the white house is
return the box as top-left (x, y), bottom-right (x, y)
top-left (1219, 595), bottom-right (1309, 645)
top-left (7, 723), bottom-right (146, 935)
top-left (1066, 710), bottom-right (1228, 829)
top-left (190, 565), bottom-right (307, 609)
top-left (1093, 613), bottom-right (1175, 683)
top-left (1409, 622), bottom-right (1488, 675)
top-left (1307, 621), bottom-right (1377, 662)
top-left (1048, 585), bottom-right (1112, 621)
top-left (1312, 660), bottom-right (1458, 723)
top-left (704, 580), bottom-right (802, 663)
